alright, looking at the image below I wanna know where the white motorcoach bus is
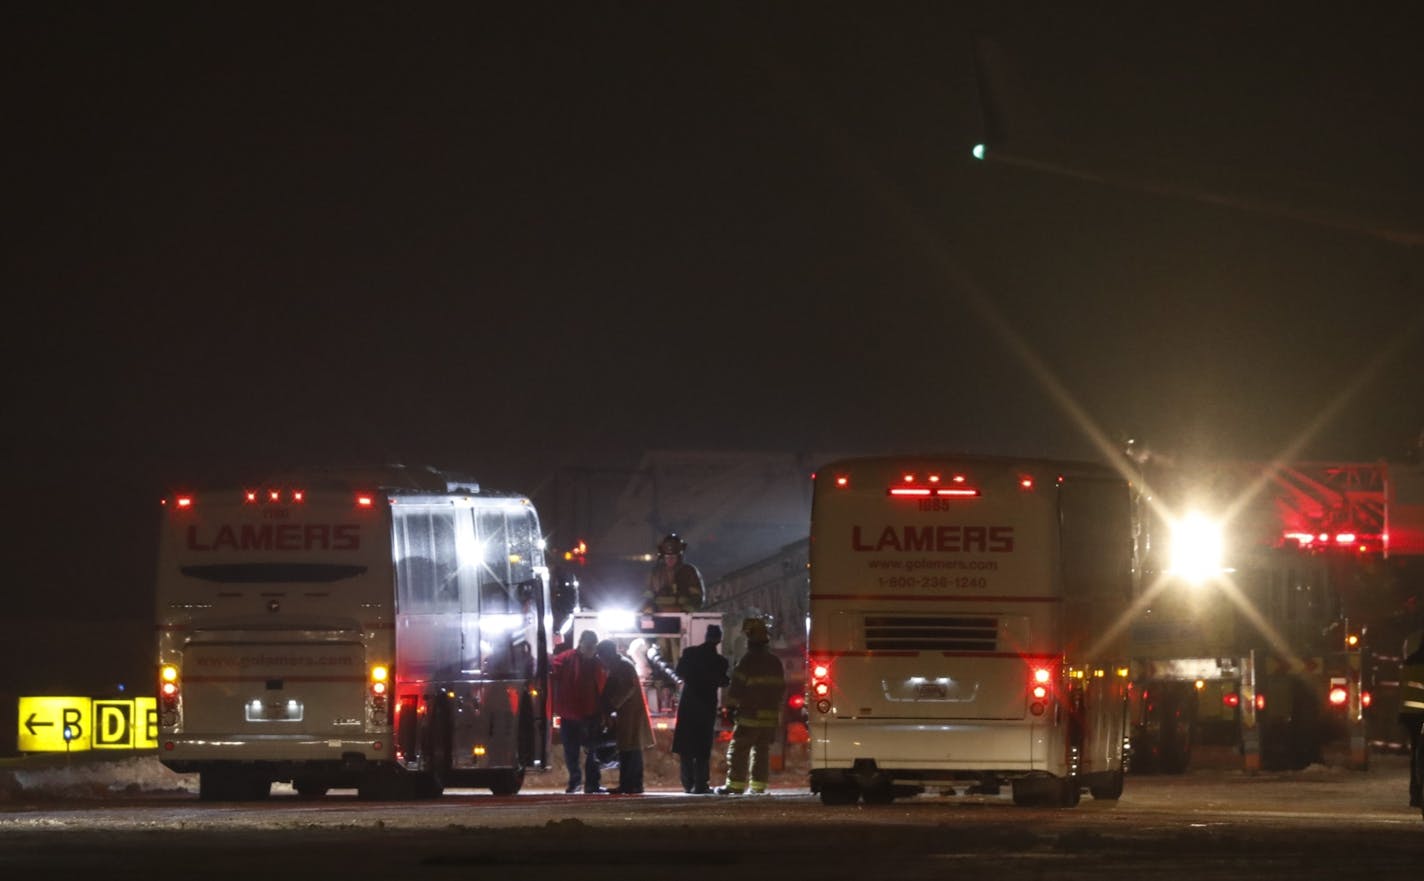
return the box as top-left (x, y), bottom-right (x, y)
top-left (807, 455), bottom-right (1135, 806)
top-left (156, 466), bottom-right (552, 800)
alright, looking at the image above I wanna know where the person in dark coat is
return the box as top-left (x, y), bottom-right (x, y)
top-left (596, 639), bottom-right (655, 794)
top-left (672, 624), bottom-right (730, 793)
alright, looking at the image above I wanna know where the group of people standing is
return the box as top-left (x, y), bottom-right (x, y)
top-left (550, 533), bottom-right (786, 796)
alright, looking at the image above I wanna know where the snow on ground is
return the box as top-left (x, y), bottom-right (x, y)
top-left (0, 754), bottom-right (196, 801)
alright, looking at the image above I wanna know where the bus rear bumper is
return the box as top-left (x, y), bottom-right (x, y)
top-left (159, 733), bottom-right (392, 772)
top-left (809, 718), bottom-right (1055, 776)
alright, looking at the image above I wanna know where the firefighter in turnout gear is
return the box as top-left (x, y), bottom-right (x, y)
top-left (642, 533), bottom-right (704, 613)
top-left (715, 617), bottom-right (786, 795)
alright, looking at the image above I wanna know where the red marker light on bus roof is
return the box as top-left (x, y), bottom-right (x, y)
top-left (1020, 477), bottom-right (1034, 490)
top-left (175, 496), bottom-right (193, 509)
top-left (902, 473), bottom-right (916, 483)
top-left (244, 490), bottom-right (258, 503)
top-left (292, 490), bottom-right (304, 503)
top-left (952, 475), bottom-right (966, 484)
top-left (928, 474), bottom-right (941, 484)
top-left (835, 475), bottom-right (849, 488)
top-left (269, 490), bottom-right (281, 502)
top-left (356, 494), bottom-right (375, 508)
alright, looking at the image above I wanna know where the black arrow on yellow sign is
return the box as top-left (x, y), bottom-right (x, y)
top-left (25, 713), bottom-right (54, 736)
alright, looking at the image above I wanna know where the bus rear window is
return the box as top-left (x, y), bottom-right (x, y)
top-left (178, 563), bottom-right (369, 584)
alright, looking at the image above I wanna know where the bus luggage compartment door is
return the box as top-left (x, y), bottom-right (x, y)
top-left (182, 638), bottom-right (367, 735)
top-left (830, 611), bottom-right (1032, 721)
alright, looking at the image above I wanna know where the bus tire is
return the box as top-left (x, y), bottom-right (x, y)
top-left (200, 769), bottom-right (270, 801)
top-left (1089, 770), bottom-right (1124, 800)
top-left (292, 779), bottom-right (330, 799)
top-left (489, 768), bottom-right (525, 796)
top-left (358, 768), bottom-right (416, 801)
top-left (860, 782), bottom-right (895, 805)
top-left (818, 783), bottom-right (860, 806)
top-left (1058, 777), bottom-right (1082, 807)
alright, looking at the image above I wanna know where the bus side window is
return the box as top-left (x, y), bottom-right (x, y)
top-left (1060, 479), bottom-right (1134, 602)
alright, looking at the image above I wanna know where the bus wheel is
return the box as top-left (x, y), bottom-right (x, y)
top-left (413, 773), bottom-right (444, 799)
top-left (1011, 779), bottom-right (1044, 806)
top-left (818, 783), bottom-right (860, 806)
top-left (200, 770), bottom-right (270, 801)
top-left (489, 768), bottom-right (525, 796)
top-left (1089, 770), bottom-right (1124, 800)
top-left (1058, 777), bottom-right (1082, 807)
top-left (860, 782), bottom-right (895, 805)
top-left (292, 779), bottom-right (330, 799)
top-left (359, 768), bottom-right (416, 800)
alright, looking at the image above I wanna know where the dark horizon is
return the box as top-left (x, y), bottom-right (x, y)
top-left (5, 6), bottom-right (1422, 626)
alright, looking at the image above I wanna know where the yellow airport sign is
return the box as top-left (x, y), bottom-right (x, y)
top-left (17, 696), bottom-right (92, 752)
top-left (17, 696), bottom-right (159, 752)
top-left (134, 696), bottom-right (158, 749)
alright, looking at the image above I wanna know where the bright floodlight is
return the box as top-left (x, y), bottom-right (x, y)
top-left (597, 608), bottom-right (636, 631)
top-left (1169, 511), bottom-right (1225, 584)
top-left (972, 143), bottom-right (987, 160)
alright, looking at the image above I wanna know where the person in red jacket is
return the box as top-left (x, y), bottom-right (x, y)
top-left (551, 629), bottom-right (609, 793)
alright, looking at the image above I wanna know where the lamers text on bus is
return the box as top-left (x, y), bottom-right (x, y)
top-left (185, 524), bottom-right (362, 552)
top-left (851, 525), bottom-right (1014, 553)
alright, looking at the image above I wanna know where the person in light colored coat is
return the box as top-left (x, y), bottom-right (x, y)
top-left (597, 639), bottom-right (655, 794)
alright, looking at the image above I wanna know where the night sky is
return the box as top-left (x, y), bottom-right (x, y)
top-left (6, 5), bottom-right (1423, 625)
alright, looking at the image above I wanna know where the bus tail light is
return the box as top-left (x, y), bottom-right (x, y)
top-left (1328, 683), bottom-right (1349, 707)
top-left (159, 664), bottom-right (180, 726)
top-left (810, 658), bottom-right (832, 713)
top-left (1028, 664), bottom-right (1053, 715)
top-left (370, 664), bottom-right (391, 718)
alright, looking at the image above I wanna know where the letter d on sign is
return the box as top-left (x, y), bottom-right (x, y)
top-left (93, 700), bottom-right (134, 749)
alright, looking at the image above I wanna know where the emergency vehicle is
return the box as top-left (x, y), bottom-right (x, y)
top-left (155, 466), bottom-right (553, 800)
top-left (1127, 456), bottom-right (1424, 775)
top-left (568, 609), bottom-right (723, 738)
top-left (807, 455), bottom-right (1135, 806)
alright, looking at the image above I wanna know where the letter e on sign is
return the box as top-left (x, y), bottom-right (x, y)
top-left (134, 696), bottom-right (159, 749)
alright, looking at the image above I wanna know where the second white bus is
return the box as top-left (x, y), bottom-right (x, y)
top-left (807, 455), bottom-right (1135, 806)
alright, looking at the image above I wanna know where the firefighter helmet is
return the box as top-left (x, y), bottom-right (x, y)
top-left (742, 617), bottom-right (770, 645)
top-left (657, 533), bottom-right (687, 557)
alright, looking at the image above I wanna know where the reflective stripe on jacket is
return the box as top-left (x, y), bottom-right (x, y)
top-left (725, 645), bottom-right (785, 728)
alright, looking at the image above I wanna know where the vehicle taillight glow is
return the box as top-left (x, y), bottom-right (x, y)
top-left (1255, 694), bottom-right (1266, 711)
top-left (1223, 692), bottom-right (1240, 708)
top-left (1361, 690), bottom-right (1372, 708)
top-left (810, 659), bottom-right (832, 712)
top-left (1030, 666), bottom-right (1052, 701)
top-left (1328, 685), bottom-right (1348, 706)
top-left (159, 665), bottom-right (181, 725)
top-left (787, 693), bottom-right (805, 711)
